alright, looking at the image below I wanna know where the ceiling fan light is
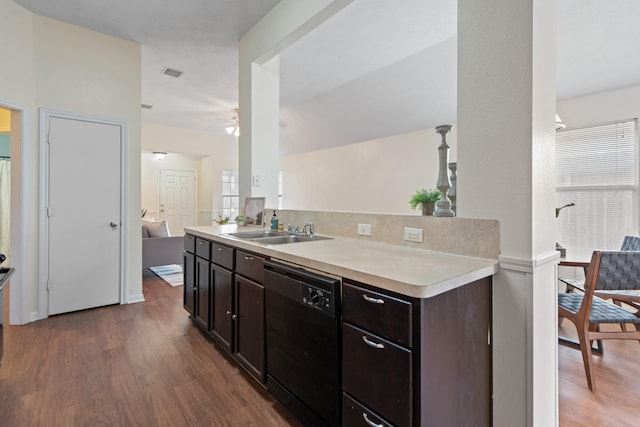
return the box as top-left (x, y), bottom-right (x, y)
top-left (225, 126), bottom-right (235, 135)
top-left (153, 152), bottom-right (167, 160)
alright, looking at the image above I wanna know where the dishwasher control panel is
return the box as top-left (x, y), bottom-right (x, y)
top-left (301, 283), bottom-right (335, 317)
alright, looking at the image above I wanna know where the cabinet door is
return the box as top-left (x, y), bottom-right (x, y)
top-left (194, 257), bottom-right (211, 330)
top-left (211, 263), bottom-right (234, 352)
top-left (234, 275), bottom-right (265, 382)
top-left (343, 323), bottom-right (412, 427)
top-left (183, 251), bottom-right (196, 315)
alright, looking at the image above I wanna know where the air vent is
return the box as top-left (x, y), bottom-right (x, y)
top-left (161, 67), bottom-right (183, 78)
top-left (141, 104), bottom-right (153, 110)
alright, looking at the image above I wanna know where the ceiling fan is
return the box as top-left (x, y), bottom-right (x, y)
top-left (213, 108), bottom-right (240, 137)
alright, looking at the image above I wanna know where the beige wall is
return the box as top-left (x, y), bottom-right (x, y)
top-left (280, 126), bottom-right (457, 214)
top-left (0, 0), bottom-right (142, 322)
top-left (141, 122), bottom-right (239, 228)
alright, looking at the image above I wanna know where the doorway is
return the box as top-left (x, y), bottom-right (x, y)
top-left (42, 112), bottom-right (126, 315)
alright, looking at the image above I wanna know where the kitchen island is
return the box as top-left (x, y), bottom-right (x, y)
top-left (184, 218), bottom-right (498, 427)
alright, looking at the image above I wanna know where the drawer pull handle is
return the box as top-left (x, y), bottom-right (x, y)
top-left (362, 335), bottom-right (384, 349)
top-left (362, 294), bottom-right (384, 304)
top-left (244, 256), bottom-right (254, 260)
top-left (217, 247), bottom-right (225, 251)
top-left (199, 241), bottom-right (204, 245)
top-left (362, 413), bottom-right (383, 427)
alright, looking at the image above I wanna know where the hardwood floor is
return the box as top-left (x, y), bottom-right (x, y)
top-left (0, 270), bottom-right (301, 427)
top-left (559, 323), bottom-right (640, 427)
top-left (2, 271), bottom-right (639, 426)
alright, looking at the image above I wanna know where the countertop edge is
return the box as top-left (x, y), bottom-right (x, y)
top-left (0, 267), bottom-right (16, 292)
top-left (185, 226), bottom-right (499, 299)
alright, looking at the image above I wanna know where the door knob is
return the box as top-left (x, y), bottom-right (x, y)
top-left (110, 221), bottom-right (119, 228)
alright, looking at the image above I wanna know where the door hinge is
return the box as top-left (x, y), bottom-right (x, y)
top-left (47, 280), bottom-right (52, 290)
top-left (47, 206), bottom-right (52, 217)
top-left (47, 133), bottom-right (52, 145)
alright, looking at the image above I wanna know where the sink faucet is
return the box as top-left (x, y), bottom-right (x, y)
top-left (302, 221), bottom-right (315, 238)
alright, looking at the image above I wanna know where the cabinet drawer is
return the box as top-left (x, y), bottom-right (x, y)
top-left (343, 393), bottom-right (393, 427)
top-left (210, 242), bottom-right (234, 269)
top-left (195, 237), bottom-right (211, 259)
top-left (342, 281), bottom-right (413, 347)
top-left (235, 250), bottom-right (265, 283)
top-left (184, 234), bottom-right (196, 254)
top-left (343, 323), bottom-right (412, 427)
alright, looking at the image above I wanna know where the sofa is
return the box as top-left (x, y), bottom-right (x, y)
top-left (142, 220), bottom-right (183, 269)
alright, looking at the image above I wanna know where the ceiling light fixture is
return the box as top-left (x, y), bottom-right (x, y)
top-left (153, 152), bottom-right (167, 160)
top-left (555, 113), bottom-right (566, 131)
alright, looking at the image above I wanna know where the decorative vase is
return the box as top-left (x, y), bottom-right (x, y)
top-left (434, 125), bottom-right (454, 217)
top-left (448, 162), bottom-right (457, 216)
top-left (422, 202), bottom-right (435, 216)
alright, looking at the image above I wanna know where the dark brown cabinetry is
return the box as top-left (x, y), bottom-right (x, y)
top-left (183, 233), bottom-right (492, 426)
top-left (194, 255), bottom-right (211, 330)
top-left (233, 250), bottom-right (266, 382)
top-left (183, 234), bottom-right (265, 383)
top-left (183, 237), bottom-right (196, 315)
top-left (342, 278), bottom-right (492, 427)
top-left (210, 263), bottom-right (234, 352)
top-left (209, 242), bottom-right (235, 352)
top-left (189, 238), bottom-right (211, 330)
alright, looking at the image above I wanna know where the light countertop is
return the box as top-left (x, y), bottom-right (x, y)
top-left (0, 267), bottom-right (15, 292)
top-left (184, 225), bottom-right (499, 299)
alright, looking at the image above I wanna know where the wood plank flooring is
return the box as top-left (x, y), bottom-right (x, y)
top-left (2, 271), bottom-right (639, 426)
top-left (0, 270), bottom-right (301, 427)
top-left (558, 323), bottom-right (640, 427)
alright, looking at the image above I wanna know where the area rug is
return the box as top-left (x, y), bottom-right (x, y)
top-left (149, 264), bottom-right (183, 286)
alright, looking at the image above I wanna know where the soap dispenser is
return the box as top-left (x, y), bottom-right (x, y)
top-left (271, 211), bottom-right (278, 230)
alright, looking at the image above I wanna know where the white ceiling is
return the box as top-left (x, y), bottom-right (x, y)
top-left (12, 0), bottom-right (640, 157)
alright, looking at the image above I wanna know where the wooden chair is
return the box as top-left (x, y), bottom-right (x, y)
top-left (558, 251), bottom-right (640, 391)
top-left (560, 235), bottom-right (640, 300)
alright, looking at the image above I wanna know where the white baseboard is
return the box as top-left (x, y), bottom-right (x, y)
top-left (126, 294), bottom-right (145, 304)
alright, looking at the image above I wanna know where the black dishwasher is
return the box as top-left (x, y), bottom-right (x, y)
top-left (263, 260), bottom-right (341, 427)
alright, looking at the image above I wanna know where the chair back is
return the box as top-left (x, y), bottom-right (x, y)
top-left (620, 235), bottom-right (640, 251)
top-left (589, 251), bottom-right (640, 292)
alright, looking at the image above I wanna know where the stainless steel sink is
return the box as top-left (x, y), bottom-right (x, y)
top-left (225, 230), bottom-right (287, 239)
top-left (252, 235), bottom-right (332, 245)
top-left (224, 230), bottom-right (332, 245)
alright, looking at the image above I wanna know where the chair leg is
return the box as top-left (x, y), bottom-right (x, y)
top-left (577, 324), bottom-right (596, 391)
top-left (589, 322), bottom-right (604, 354)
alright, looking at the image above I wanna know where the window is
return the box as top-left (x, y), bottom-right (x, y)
top-left (555, 119), bottom-right (638, 249)
top-left (222, 170), bottom-right (239, 221)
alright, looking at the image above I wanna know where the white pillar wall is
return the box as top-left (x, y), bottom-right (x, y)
top-left (238, 0), bottom-right (354, 209)
top-left (457, 0), bottom-right (559, 426)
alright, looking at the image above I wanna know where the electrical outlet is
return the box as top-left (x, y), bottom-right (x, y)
top-left (357, 223), bottom-right (372, 236)
top-left (404, 227), bottom-right (424, 243)
top-left (252, 174), bottom-right (260, 187)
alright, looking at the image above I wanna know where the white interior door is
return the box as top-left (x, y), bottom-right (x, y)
top-left (47, 116), bottom-right (122, 315)
top-left (159, 169), bottom-right (195, 235)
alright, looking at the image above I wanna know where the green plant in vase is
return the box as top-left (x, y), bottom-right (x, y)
top-left (409, 188), bottom-right (441, 216)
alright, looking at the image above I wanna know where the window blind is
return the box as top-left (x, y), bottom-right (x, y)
top-left (555, 119), bottom-right (638, 250)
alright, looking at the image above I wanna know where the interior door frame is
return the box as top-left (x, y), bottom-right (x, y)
top-left (38, 109), bottom-right (128, 319)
